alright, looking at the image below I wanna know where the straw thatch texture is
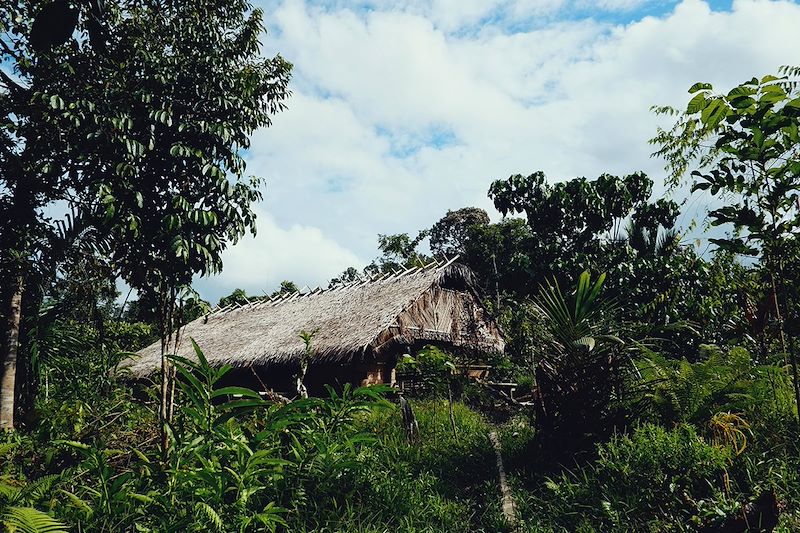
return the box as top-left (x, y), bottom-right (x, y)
top-left (123, 262), bottom-right (504, 378)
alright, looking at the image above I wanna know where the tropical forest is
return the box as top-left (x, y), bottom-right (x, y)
top-left (2, 1), bottom-right (800, 532)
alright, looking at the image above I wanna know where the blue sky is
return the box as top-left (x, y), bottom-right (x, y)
top-left (192, 0), bottom-right (800, 303)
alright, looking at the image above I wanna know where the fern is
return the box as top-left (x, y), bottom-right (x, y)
top-left (0, 442), bottom-right (17, 461)
top-left (20, 475), bottom-right (60, 505)
top-left (1, 506), bottom-right (69, 533)
top-left (0, 476), bottom-right (23, 503)
top-left (194, 502), bottom-right (224, 532)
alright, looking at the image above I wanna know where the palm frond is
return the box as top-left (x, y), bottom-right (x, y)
top-left (655, 228), bottom-right (679, 257)
top-left (535, 271), bottom-right (610, 352)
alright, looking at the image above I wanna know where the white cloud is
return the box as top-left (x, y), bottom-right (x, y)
top-left (576, 0), bottom-right (647, 11)
top-left (198, 0), bottom-right (800, 301)
top-left (194, 209), bottom-right (362, 302)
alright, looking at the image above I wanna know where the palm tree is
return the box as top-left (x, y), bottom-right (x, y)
top-left (626, 219), bottom-right (679, 259)
top-left (533, 271), bottom-right (627, 446)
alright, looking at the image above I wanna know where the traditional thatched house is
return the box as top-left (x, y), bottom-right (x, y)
top-left (124, 259), bottom-right (504, 394)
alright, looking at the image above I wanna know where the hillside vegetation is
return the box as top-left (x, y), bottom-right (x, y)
top-left (3, 1), bottom-right (800, 531)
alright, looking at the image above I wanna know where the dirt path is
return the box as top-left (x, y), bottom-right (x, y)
top-left (489, 431), bottom-right (518, 531)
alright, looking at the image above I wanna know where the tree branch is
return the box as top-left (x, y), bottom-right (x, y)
top-left (0, 67), bottom-right (24, 94)
top-left (0, 34), bottom-right (20, 61)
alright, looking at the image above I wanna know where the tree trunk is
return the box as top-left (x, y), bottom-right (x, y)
top-left (159, 338), bottom-right (170, 457)
top-left (777, 274), bottom-right (800, 423)
top-left (158, 287), bottom-right (174, 459)
top-left (158, 285), bottom-right (183, 458)
top-left (1, 179), bottom-right (35, 432)
top-left (788, 336), bottom-right (800, 423)
top-left (296, 356), bottom-right (309, 399)
top-left (1, 277), bottom-right (23, 430)
top-left (769, 274), bottom-right (788, 365)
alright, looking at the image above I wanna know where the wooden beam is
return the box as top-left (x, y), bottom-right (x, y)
top-left (394, 266), bottom-right (419, 280)
top-left (214, 304), bottom-right (233, 315)
top-left (438, 254), bottom-right (460, 270)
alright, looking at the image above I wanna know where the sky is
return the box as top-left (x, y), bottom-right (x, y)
top-left (192, 0), bottom-right (800, 303)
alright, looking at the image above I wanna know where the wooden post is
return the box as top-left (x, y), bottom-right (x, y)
top-left (399, 394), bottom-right (420, 444)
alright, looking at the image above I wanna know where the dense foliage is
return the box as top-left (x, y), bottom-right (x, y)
top-left (1, 0), bottom-right (291, 431)
top-left (3, 1), bottom-right (800, 528)
top-left (1, 340), bottom-right (505, 532)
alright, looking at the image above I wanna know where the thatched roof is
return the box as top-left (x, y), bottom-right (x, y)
top-left (123, 259), bottom-right (504, 378)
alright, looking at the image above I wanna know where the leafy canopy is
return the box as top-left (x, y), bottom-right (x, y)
top-left (651, 67), bottom-right (800, 258)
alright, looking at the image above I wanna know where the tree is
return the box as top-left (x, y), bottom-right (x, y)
top-left (297, 330), bottom-right (318, 399)
top-left (487, 171), bottom-right (679, 292)
top-left (429, 207), bottom-right (490, 257)
top-left (398, 345), bottom-right (459, 440)
top-left (364, 230), bottom-right (431, 276)
top-left (0, 0), bottom-right (291, 430)
top-left (329, 266), bottom-right (360, 287)
top-left (86, 0), bottom-right (291, 452)
top-left (272, 280), bottom-right (299, 297)
top-left (218, 288), bottom-right (250, 309)
top-left (481, 171), bottom-right (689, 326)
top-left (1, 2), bottom-right (108, 429)
top-left (651, 67), bottom-right (800, 417)
top-left (463, 217), bottom-right (535, 298)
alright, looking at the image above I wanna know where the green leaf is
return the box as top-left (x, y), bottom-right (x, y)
top-left (169, 357), bottom-right (207, 404)
top-left (190, 338), bottom-right (210, 369)
top-left (53, 440), bottom-right (90, 451)
top-left (759, 84), bottom-right (787, 105)
top-left (49, 95), bottom-right (64, 110)
top-left (59, 489), bottom-right (92, 517)
top-left (729, 95), bottom-right (754, 109)
top-left (194, 502), bottom-right (224, 532)
top-left (727, 85), bottom-right (756, 98)
top-left (708, 238), bottom-right (758, 256)
top-left (700, 99), bottom-right (727, 128)
top-left (784, 97), bottom-right (800, 110)
top-left (689, 82), bottom-right (712, 93)
top-left (575, 336), bottom-right (596, 351)
top-left (215, 398), bottom-right (266, 412)
top-left (686, 93), bottom-right (708, 114)
top-left (210, 386), bottom-right (262, 399)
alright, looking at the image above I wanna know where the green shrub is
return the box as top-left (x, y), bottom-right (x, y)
top-left (636, 345), bottom-right (796, 426)
top-left (519, 424), bottom-right (733, 531)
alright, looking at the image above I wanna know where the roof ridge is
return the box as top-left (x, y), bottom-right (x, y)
top-left (218, 257), bottom-right (463, 314)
